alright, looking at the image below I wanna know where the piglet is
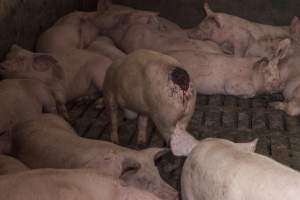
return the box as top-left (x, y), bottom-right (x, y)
top-left (0, 168), bottom-right (165, 200)
top-left (189, 3), bottom-right (290, 56)
top-left (0, 155), bottom-right (29, 175)
top-left (9, 114), bottom-right (178, 200)
top-left (103, 49), bottom-right (196, 144)
top-left (171, 132), bottom-right (300, 200)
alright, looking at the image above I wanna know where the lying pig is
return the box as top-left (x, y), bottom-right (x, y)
top-left (0, 155), bottom-right (29, 175)
top-left (97, 0), bottom-right (185, 36)
top-left (2, 45), bottom-right (111, 103)
top-left (87, 36), bottom-right (126, 60)
top-left (0, 168), bottom-right (164, 200)
top-left (0, 79), bottom-right (68, 134)
top-left (9, 114), bottom-right (178, 200)
top-left (166, 38), bottom-right (290, 97)
top-left (96, 10), bottom-right (223, 54)
top-left (103, 49), bottom-right (196, 144)
top-left (36, 11), bottom-right (99, 52)
top-left (189, 3), bottom-right (290, 56)
top-left (171, 133), bottom-right (300, 200)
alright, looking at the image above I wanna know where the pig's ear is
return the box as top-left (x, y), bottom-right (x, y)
top-left (78, 18), bottom-right (98, 49)
top-left (207, 14), bottom-right (224, 29)
top-left (119, 158), bottom-right (142, 180)
top-left (273, 38), bottom-right (291, 60)
top-left (235, 138), bottom-right (258, 153)
top-left (170, 131), bottom-right (198, 157)
top-left (204, 3), bottom-right (214, 16)
top-left (33, 55), bottom-right (58, 72)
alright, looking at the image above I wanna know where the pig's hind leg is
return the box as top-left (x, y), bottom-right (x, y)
top-left (270, 99), bottom-right (300, 116)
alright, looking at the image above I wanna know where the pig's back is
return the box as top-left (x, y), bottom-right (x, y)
top-left (183, 144), bottom-right (300, 200)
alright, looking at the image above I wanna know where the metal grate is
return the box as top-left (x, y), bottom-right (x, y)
top-left (68, 93), bottom-right (300, 190)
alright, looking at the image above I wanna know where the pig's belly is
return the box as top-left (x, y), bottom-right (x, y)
top-left (193, 75), bottom-right (226, 94)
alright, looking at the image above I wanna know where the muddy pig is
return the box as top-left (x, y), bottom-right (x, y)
top-left (189, 3), bottom-right (290, 56)
top-left (9, 114), bottom-right (178, 200)
top-left (171, 132), bottom-right (300, 200)
top-left (103, 50), bottom-right (196, 145)
top-left (0, 168), bottom-right (165, 200)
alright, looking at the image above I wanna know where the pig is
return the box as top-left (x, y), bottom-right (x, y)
top-left (36, 11), bottom-right (99, 53)
top-left (0, 79), bottom-right (68, 134)
top-left (170, 132), bottom-right (300, 200)
top-left (189, 3), bottom-right (290, 56)
top-left (96, 0), bottom-right (185, 36)
top-left (290, 16), bottom-right (300, 44)
top-left (103, 49), bottom-right (196, 144)
top-left (87, 36), bottom-right (126, 60)
top-left (0, 155), bottom-right (29, 175)
top-left (165, 38), bottom-right (290, 97)
top-left (0, 168), bottom-right (165, 200)
top-left (96, 10), bottom-right (224, 54)
top-left (2, 44), bottom-right (111, 104)
top-left (9, 113), bottom-right (178, 200)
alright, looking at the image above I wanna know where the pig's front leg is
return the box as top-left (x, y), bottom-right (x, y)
top-left (52, 90), bottom-right (70, 121)
top-left (105, 95), bottom-right (119, 144)
top-left (137, 114), bottom-right (149, 145)
top-left (224, 79), bottom-right (256, 98)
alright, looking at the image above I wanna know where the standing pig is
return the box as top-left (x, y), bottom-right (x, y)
top-left (103, 49), bottom-right (196, 144)
top-left (0, 79), bottom-right (68, 134)
top-left (189, 3), bottom-right (290, 56)
top-left (9, 114), bottom-right (178, 200)
top-left (0, 155), bottom-right (29, 175)
top-left (0, 168), bottom-right (165, 200)
top-left (170, 132), bottom-right (300, 200)
top-left (166, 38), bottom-right (290, 97)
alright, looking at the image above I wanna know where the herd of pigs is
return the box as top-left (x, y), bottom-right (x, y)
top-left (1, 0), bottom-right (300, 199)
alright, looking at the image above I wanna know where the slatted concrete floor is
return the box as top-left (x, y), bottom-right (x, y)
top-left (68, 93), bottom-right (300, 190)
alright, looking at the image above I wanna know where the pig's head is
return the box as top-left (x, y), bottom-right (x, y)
top-left (188, 3), bottom-right (226, 42)
top-left (290, 16), bottom-right (300, 44)
top-left (0, 45), bottom-right (64, 84)
top-left (170, 130), bottom-right (258, 157)
top-left (120, 148), bottom-right (178, 200)
top-left (253, 38), bottom-right (291, 92)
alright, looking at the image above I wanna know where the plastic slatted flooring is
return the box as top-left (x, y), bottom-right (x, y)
top-left (68, 93), bottom-right (300, 190)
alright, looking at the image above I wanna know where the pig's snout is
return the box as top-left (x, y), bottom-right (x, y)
top-left (170, 67), bottom-right (190, 91)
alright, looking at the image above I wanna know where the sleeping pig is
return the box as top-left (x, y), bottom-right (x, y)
top-left (0, 168), bottom-right (165, 200)
top-left (103, 49), bottom-right (196, 144)
top-left (9, 113), bottom-right (178, 200)
top-left (189, 3), bottom-right (290, 56)
top-left (0, 78), bottom-right (68, 135)
top-left (166, 38), bottom-right (291, 97)
top-left (170, 132), bottom-right (300, 200)
top-left (0, 155), bottom-right (29, 175)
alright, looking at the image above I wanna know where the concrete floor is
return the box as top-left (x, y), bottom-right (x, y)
top-left (68, 93), bottom-right (300, 190)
